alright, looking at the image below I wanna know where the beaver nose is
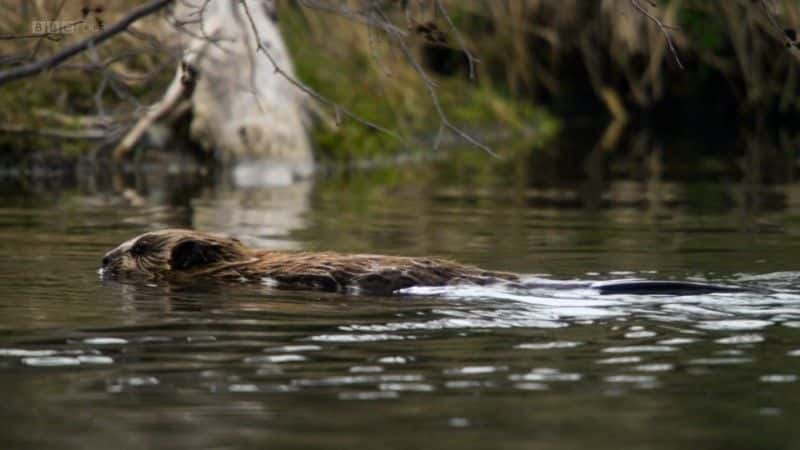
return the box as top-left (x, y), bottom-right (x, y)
top-left (102, 255), bottom-right (110, 267)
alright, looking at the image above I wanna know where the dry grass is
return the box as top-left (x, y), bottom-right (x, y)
top-left (1, 0), bottom-right (799, 161)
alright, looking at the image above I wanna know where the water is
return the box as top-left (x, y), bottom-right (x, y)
top-left (2, 152), bottom-right (800, 449)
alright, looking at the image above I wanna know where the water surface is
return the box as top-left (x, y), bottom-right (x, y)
top-left (2, 152), bottom-right (800, 449)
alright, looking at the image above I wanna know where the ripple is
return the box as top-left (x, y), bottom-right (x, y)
top-left (715, 334), bottom-right (764, 345)
top-left (445, 380), bottom-right (484, 389)
top-left (379, 383), bottom-right (434, 392)
top-left (22, 356), bottom-right (81, 367)
top-left (605, 375), bottom-right (658, 383)
top-left (292, 374), bottom-right (424, 388)
top-left (338, 391), bottom-right (399, 400)
top-left (293, 375), bottom-right (379, 387)
top-left (350, 366), bottom-right (384, 373)
top-left (444, 366), bottom-right (506, 375)
top-left (513, 382), bottom-right (549, 391)
top-left (229, 384), bottom-right (259, 392)
top-left (77, 355), bottom-right (114, 364)
top-left (657, 338), bottom-right (699, 345)
top-left (122, 376), bottom-right (159, 386)
top-left (245, 354), bottom-right (306, 364)
top-left (596, 356), bottom-right (642, 365)
top-left (266, 345), bottom-right (322, 353)
top-left (377, 356), bottom-right (411, 364)
top-left (509, 368), bottom-right (582, 382)
top-left (514, 341), bottom-right (582, 350)
top-left (688, 357), bottom-right (753, 365)
top-left (625, 331), bottom-right (657, 339)
top-left (696, 320), bottom-right (774, 331)
top-left (107, 376), bottom-right (160, 392)
top-left (0, 349), bottom-right (57, 357)
top-left (760, 374), bottom-right (798, 383)
top-left (634, 363), bottom-right (674, 372)
top-left (309, 334), bottom-right (408, 343)
top-left (716, 349), bottom-right (745, 356)
top-left (757, 407), bottom-right (783, 416)
top-left (602, 346), bottom-right (677, 354)
top-left (83, 337), bottom-right (127, 345)
top-left (448, 417), bottom-right (471, 428)
top-left (342, 317), bottom-right (566, 331)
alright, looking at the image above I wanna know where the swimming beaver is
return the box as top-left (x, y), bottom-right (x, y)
top-left (101, 229), bottom-right (750, 295)
top-left (101, 229), bottom-right (519, 294)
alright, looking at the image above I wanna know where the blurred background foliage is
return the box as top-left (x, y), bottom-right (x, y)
top-left (0, 0), bottom-right (799, 164)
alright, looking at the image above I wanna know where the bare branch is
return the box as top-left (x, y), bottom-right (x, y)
top-left (112, 63), bottom-right (194, 159)
top-left (434, 0), bottom-right (478, 80)
top-left (370, 4), bottom-right (498, 157)
top-left (758, 0), bottom-right (799, 48)
top-left (0, 124), bottom-right (108, 140)
top-left (295, 0), bottom-right (408, 36)
top-left (629, 0), bottom-right (683, 69)
top-left (0, 0), bottom-right (174, 87)
top-left (240, 0), bottom-right (402, 140)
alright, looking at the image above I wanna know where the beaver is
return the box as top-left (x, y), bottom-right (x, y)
top-left (100, 229), bottom-right (519, 294)
top-left (101, 229), bottom-right (751, 295)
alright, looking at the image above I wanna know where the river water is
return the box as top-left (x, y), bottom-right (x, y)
top-left (1, 145), bottom-right (800, 449)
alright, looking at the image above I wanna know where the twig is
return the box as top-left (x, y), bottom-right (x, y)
top-left (0, 124), bottom-right (108, 140)
top-left (758, 0), bottom-right (799, 48)
top-left (240, 0), bottom-right (401, 140)
top-left (0, 0), bottom-right (174, 87)
top-left (434, 0), bottom-right (478, 80)
top-left (295, 0), bottom-right (408, 36)
top-left (629, 0), bottom-right (683, 69)
top-left (371, 4), bottom-right (498, 157)
top-left (0, 20), bottom-right (81, 41)
top-left (112, 61), bottom-right (196, 159)
top-left (30, 0), bottom-right (69, 58)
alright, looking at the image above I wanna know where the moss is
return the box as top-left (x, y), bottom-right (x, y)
top-left (679, 8), bottom-right (726, 53)
top-left (279, 5), bottom-right (558, 162)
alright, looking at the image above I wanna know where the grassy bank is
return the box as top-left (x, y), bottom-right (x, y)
top-left (1, 0), bottom-right (799, 167)
top-left (279, 4), bottom-right (559, 160)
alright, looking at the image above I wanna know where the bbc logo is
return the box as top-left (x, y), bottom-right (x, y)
top-left (31, 20), bottom-right (100, 35)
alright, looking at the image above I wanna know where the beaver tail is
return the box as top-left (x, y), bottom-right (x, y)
top-left (591, 280), bottom-right (755, 296)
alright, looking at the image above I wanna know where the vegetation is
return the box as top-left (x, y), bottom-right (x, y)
top-left (1, 1), bottom-right (799, 165)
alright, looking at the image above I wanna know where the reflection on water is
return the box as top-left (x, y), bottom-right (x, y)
top-left (2, 139), bottom-right (800, 449)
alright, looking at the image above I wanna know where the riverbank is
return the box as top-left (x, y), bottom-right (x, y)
top-left (1, 1), bottom-right (798, 168)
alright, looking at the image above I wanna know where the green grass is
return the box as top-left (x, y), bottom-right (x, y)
top-left (280, 5), bottom-right (558, 161)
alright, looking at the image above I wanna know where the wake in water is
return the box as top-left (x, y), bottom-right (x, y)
top-left (389, 272), bottom-right (800, 331)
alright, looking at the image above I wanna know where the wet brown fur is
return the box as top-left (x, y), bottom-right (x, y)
top-left (102, 229), bottom-right (519, 294)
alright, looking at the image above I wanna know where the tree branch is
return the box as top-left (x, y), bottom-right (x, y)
top-left (629, 0), bottom-right (683, 69)
top-left (0, 0), bottom-right (174, 87)
top-left (240, 0), bottom-right (402, 140)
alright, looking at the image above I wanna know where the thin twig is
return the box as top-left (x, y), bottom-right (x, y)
top-left (0, 19), bottom-right (81, 41)
top-left (434, 0), bottom-right (478, 80)
top-left (240, 0), bottom-right (401, 140)
top-left (0, 0), bottom-right (174, 86)
top-left (0, 124), bottom-right (108, 140)
top-left (758, 0), bottom-right (798, 48)
top-left (295, 0), bottom-right (408, 36)
top-left (629, 0), bottom-right (683, 69)
top-left (371, 4), bottom-right (498, 157)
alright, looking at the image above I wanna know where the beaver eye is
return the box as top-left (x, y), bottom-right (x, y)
top-left (130, 240), bottom-right (149, 256)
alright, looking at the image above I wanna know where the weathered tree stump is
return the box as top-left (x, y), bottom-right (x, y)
top-left (114, 0), bottom-right (312, 175)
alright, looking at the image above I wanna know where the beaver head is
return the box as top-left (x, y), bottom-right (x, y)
top-left (100, 229), bottom-right (253, 279)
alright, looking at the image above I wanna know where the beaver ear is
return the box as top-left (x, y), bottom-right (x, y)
top-left (169, 240), bottom-right (223, 270)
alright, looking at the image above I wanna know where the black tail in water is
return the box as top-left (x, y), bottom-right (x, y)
top-left (592, 281), bottom-right (751, 296)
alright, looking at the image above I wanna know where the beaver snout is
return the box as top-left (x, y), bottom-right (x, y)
top-left (100, 248), bottom-right (125, 275)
